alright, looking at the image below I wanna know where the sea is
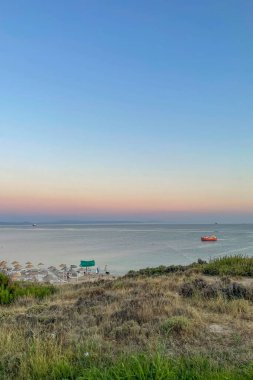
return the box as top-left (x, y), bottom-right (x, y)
top-left (0, 224), bottom-right (253, 274)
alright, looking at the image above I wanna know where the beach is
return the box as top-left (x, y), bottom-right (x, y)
top-left (0, 260), bottom-right (116, 284)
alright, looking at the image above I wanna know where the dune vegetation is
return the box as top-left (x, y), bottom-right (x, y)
top-left (0, 273), bottom-right (56, 305)
top-left (1, 255), bottom-right (253, 379)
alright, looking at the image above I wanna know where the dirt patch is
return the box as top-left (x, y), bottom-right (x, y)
top-left (208, 324), bottom-right (230, 335)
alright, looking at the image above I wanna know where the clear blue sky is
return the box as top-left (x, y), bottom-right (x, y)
top-left (0, 1), bottom-right (253, 222)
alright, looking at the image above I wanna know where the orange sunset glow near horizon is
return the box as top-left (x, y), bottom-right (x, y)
top-left (1, 2), bottom-right (253, 223)
top-left (1, 178), bottom-right (253, 222)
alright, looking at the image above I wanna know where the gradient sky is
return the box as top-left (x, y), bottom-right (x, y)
top-left (0, 1), bottom-right (253, 222)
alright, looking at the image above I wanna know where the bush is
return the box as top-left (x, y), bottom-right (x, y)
top-left (126, 263), bottom-right (198, 277)
top-left (0, 273), bottom-right (56, 305)
top-left (0, 274), bottom-right (17, 304)
top-left (192, 278), bottom-right (208, 290)
top-left (203, 255), bottom-right (253, 277)
top-left (179, 282), bottom-right (195, 297)
top-left (161, 316), bottom-right (191, 335)
top-left (202, 284), bottom-right (220, 299)
top-left (222, 283), bottom-right (248, 300)
top-left (179, 277), bottom-right (253, 302)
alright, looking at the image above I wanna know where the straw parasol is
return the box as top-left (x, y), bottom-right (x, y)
top-left (25, 261), bottom-right (32, 265)
top-left (26, 263), bottom-right (33, 269)
top-left (43, 274), bottom-right (55, 283)
top-left (14, 264), bottom-right (22, 270)
top-left (11, 261), bottom-right (19, 265)
top-left (29, 269), bottom-right (39, 276)
top-left (59, 264), bottom-right (67, 269)
top-left (38, 262), bottom-right (44, 266)
top-left (12, 271), bottom-right (21, 278)
top-left (48, 266), bottom-right (57, 271)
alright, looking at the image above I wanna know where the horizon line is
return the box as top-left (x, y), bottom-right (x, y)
top-left (0, 220), bottom-right (252, 225)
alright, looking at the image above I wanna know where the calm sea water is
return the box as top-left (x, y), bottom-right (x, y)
top-left (0, 224), bottom-right (253, 274)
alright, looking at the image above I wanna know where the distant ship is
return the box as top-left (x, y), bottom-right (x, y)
top-left (201, 235), bottom-right (217, 242)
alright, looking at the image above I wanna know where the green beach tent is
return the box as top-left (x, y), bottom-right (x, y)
top-left (80, 260), bottom-right (95, 268)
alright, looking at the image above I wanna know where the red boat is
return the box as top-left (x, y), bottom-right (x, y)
top-left (201, 235), bottom-right (217, 242)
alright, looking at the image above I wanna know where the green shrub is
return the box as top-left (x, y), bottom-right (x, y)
top-left (0, 274), bottom-right (16, 304)
top-left (0, 273), bottom-right (56, 305)
top-left (127, 263), bottom-right (199, 277)
top-left (14, 283), bottom-right (56, 300)
top-left (203, 255), bottom-right (253, 277)
top-left (0, 273), bottom-right (10, 287)
top-left (161, 316), bottom-right (191, 335)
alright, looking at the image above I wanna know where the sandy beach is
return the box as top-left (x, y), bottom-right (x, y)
top-left (0, 260), bottom-right (116, 284)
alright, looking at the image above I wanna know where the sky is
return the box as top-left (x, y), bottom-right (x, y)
top-left (0, 0), bottom-right (253, 223)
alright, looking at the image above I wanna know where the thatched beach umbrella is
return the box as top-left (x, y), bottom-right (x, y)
top-left (48, 266), bottom-right (57, 271)
top-left (38, 262), bottom-right (44, 266)
top-left (26, 263), bottom-right (33, 269)
top-left (13, 271), bottom-right (21, 278)
top-left (14, 264), bottom-right (22, 270)
top-left (43, 274), bottom-right (54, 283)
top-left (30, 270), bottom-right (38, 276)
top-left (11, 261), bottom-right (19, 265)
top-left (51, 267), bottom-right (59, 275)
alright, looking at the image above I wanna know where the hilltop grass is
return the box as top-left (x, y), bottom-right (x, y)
top-left (127, 255), bottom-right (253, 278)
top-left (1, 255), bottom-right (253, 379)
top-left (203, 255), bottom-right (253, 276)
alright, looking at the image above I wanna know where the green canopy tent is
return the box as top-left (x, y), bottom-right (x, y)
top-left (80, 260), bottom-right (95, 272)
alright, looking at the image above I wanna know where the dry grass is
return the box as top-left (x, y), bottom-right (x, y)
top-left (1, 271), bottom-right (253, 378)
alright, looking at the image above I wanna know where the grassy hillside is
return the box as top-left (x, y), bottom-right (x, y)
top-left (1, 256), bottom-right (253, 379)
